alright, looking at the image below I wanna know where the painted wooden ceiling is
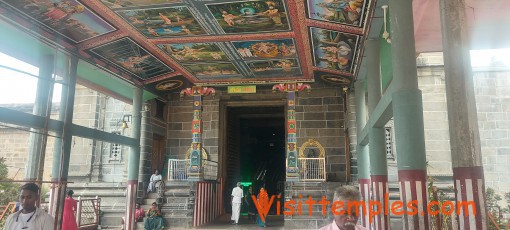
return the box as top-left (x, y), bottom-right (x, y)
top-left (0, 0), bottom-right (373, 96)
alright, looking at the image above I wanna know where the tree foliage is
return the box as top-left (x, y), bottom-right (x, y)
top-left (0, 157), bottom-right (19, 206)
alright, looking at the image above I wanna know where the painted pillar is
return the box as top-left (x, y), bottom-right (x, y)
top-left (272, 83), bottom-right (310, 181)
top-left (366, 39), bottom-right (389, 230)
top-left (25, 54), bottom-right (54, 181)
top-left (389, 1), bottom-right (429, 229)
top-left (125, 87), bottom-right (143, 230)
top-left (49, 56), bottom-right (78, 230)
top-left (139, 103), bottom-right (152, 183)
top-left (180, 86), bottom-right (216, 181)
top-left (440, 0), bottom-right (487, 228)
top-left (354, 79), bottom-right (370, 228)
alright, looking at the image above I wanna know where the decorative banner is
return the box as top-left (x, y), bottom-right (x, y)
top-left (227, 85), bottom-right (257, 94)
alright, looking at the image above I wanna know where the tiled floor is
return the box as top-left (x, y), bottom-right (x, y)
top-left (194, 214), bottom-right (285, 230)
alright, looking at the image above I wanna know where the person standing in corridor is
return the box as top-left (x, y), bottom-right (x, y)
top-left (230, 182), bottom-right (243, 225)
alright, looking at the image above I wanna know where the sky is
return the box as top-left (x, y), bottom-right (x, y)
top-left (0, 49), bottom-right (509, 104)
top-left (0, 52), bottom-right (61, 104)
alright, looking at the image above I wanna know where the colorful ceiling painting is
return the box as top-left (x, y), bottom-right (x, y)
top-left (158, 43), bottom-right (230, 63)
top-left (247, 59), bottom-right (301, 78)
top-left (2, 0), bottom-right (115, 43)
top-left (89, 37), bottom-right (173, 80)
top-left (310, 27), bottom-right (359, 73)
top-left (315, 70), bottom-right (352, 85)
top-left (232, 39), bottom-right (297, 60)
top-left (0, 0), bottom-right (378, 93)
top-left (117, 6), bottom-right (207, 37)
top-left (307, 0), bottom-right (369, 27)
top-left (182, 62), bottom-right (241, 80)
top-left (101, 0), bottom-right (182, 9)
top-left (206, 0), bottom-right (290, 34)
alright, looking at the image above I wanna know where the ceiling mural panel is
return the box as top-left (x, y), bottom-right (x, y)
top-left (2, 0), bottom-right (115, 43)
top-left (158, 42), bottom-right (230, 63)
top-left (247, 58), bottom-right (301, 78)
top-left (182, 62), bottom-right (241, 80)
top-left (307, 0), bottom-right (369, 27)
top-left (88, 37), bottom-right (174, 80)
top-left (314, 70), bottom-right (352, 85)
top-left (117, 6), bottom-right (207, 37)
top-left (144, 75), bottom-right (191, 96)
top-left (101, 0), bottom-right (182, 9)
top-left (206, 0), bottom-right (290, 34)
top-left (0, 0), bottom-right (378, 92)
top-left (310, 27), bottom-right (359, 73)
top-left (232, 38), bottom-right (297, 60)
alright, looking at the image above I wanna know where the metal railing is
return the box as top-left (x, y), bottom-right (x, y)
top-left (0, 202), bottom-right (16, 224)
top-left (298, 158), bottom-right (326, 181)
top-left (167, 159), bottom-right (218, 181)
top-left (76, 196), bottom-right (101, 228)
top-left (168, 159), bottom-right (189, 181)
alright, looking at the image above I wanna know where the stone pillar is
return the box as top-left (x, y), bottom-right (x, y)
top-left (440, 0), bottom-right (487, 228)
top-left (25, 54), bottom-right (54, 181)
top-left (389, 1), bottom-right (429, 229)
top-left (366, 38), bottom-right (389, 230)
top-left (272, 83), bottom-right (311, 181)
top-left (180, 87), bottom-right (216, 181)
top-left (125, 87), bottom-right (143, 230)
top-left (139, 102), bottom-right (153, 184)
top-left (354, 79), bottom-right (370, 228)
top-left (49, 56), bottom-right (78, 230)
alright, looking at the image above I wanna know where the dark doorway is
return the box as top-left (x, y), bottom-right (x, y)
top-left (239, 117), bottom-right (286, 196)
top-left (223, 105), bottom-right (286, 214)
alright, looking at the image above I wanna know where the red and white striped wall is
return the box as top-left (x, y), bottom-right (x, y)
top-left (193, 178), bottom-right (224, 227)
top-left (371, 175), bottom-right (389, 230)
top-left (358, 178), bottom-right (371, 228)
top-left (125, 180), bottom-right (138, 230)
top-left (398, 170), bottom-right (429, 230)
top-left (453, 166), bottom-right (487, 230)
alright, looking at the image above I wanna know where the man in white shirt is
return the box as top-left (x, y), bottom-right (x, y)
top-left (230, 182), bottom-right (243, 225)
top-left (319, 185), bottom-right (367, 230)
top-left (3, 183), bottom-right (54, 230)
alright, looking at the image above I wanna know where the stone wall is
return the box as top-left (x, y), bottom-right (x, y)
top-left (166, 92), bottom-right (220, 163)
top-left (295, 82), bottom-right (347, 182)
top-left (416, 53), bottom-right (510, 195)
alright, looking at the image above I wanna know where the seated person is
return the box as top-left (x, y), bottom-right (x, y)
top-left (147, 170), bottom-right (162, 193)
top-left (120, 203), bottom-right (146, 229)
top-left (145, 202), bottom-right (165, 230)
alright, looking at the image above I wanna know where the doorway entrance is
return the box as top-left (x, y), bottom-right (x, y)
top-left (221, 104), bottom-right (286, 215)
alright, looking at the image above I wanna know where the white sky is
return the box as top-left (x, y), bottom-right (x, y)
top-left (0, 52), bottom-right (61, 104)
top-left (0, 49), bottom-right (509, 104)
